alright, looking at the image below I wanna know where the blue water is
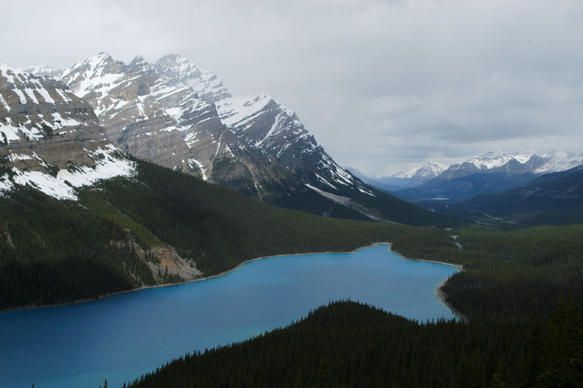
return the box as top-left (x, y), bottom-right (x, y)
top-left (0, 244), bottom-right (458, 388)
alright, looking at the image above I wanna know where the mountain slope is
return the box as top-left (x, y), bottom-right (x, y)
top-left (130, 300), bottom-right (583, 388)
top-left (0, 63), bottom-right (134, 200)
top-left (449, 165), bottom-right (583, 225)
top-left (391, 152), bottom-right (579, 205)
top-left (381, 152), bottom-right (583, 204)
top-left (51, 53), bottom-right (456, 225)
top-left (394, 171), bottom-right (538, 207)
top-left (0, 160), bottom-right (420, 310)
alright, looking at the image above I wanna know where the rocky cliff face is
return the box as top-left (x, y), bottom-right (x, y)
top-left (57, 53), bottom-right (287, 199)
top-left (0, 63), bottom-right (134, 200)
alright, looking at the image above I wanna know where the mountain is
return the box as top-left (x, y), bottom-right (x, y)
top-left (30, 52), bottom-right (455, 225)
top-left (371, 162), bottom-right (447, 190)
top-left (383, 151), bottom-right (583, 187)
top-left (534, 150), bottom-right (583, 174)
top-left (395, 172), bottom-right (538, 208)
top-left (389, 151), bottom-right (583, 206)
top-left (346, 167), bottom-right (405, 192)
top-left (395, 161), bottom-right (447, 181)
top-left (448, 165), bottom-right (583, 225)
top-left (0, 63), bottom-right (133, 200)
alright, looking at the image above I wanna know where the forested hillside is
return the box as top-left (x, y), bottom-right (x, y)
top-left (130, 301), bottom-right (583, 388)
top-left (447, 165), bottom-right (583, 225)
top-left (391, 224), bottom-right (583, 320)
top-left (0, 160), bottom-right (424, 310)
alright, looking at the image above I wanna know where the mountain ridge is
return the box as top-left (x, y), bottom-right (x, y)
top-left (361, 150), bottom-right (583, 206)
top-left (447, 164), bottom-right (583, 225)
top-left (380, 151), bottom-right (583, 186)
top-left (0, 62), bottom-right (134, 200)
top-left (24, 53), bottom-right (456, 225)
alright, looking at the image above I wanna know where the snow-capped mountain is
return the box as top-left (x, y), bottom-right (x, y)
top-left (395, 162), bottom-right (447, 181)
top-left (388, 150), bottom-right (583, 206)
top-left (362, 162), bottom-right (447, 191)
top-left (450, 164), bottom-right (583, 225)
top-left (466, 152), bottom-right (534, 170)
top-left (441, 151), bottom-right (583, 180)
top-left (25, 52), bottom-right (447, 224)
top-left (0, 63), bottom-right (134, 200)
top-left (385, 151), bottom-right (583, 187)
top-left (535, 150), bottom-right (583, 174)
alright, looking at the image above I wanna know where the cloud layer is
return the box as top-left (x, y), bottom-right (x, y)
top-left (2, 0), bottom-right (583, 174)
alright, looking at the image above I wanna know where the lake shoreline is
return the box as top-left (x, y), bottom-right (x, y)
top-left (1, 242), bottom-right (462, 316)
top-left (395, 256), bottom-right (465, 321)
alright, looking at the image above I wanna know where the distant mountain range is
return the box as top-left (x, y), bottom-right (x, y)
top-left (353, 162), bottom-right (447, 191)
top-left (448, 164), bottom-right (583, 225)
top-left (356, 151), bottom-right (583, 205)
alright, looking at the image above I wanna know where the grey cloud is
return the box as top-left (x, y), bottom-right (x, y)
top-left (2, 0), bottom-right (583, 175)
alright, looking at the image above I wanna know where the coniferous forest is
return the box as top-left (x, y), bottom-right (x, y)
top-left (127, 222), bottom-right (583, 387)
top-left (130, 301), bottom-right (583, 388)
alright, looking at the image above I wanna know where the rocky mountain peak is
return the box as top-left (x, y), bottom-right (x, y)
top-left (387, 151), bottom-right (583, 189)
top-left (16, 52), bottom-right (439, 223)
top-left (127, 55), bottom-right (150, 72)
top-left (154, 54), bottom-right (230, 102)
top-left (395, 162), bottom-right (446, 180)
top-left (0, 64), bottom-right (134, 200)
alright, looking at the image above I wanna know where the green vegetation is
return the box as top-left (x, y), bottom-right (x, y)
top-left (448, 166), bottom-right (583, 226)
top-left (94, 161), bottom-right (414, 275)
top-left (129, 301), bottom-right (583, 388)
top-left (392, 224), bottom-right (583, 320)
top-left (128, 222), bottom-right (583, 387)
top-left (0, 189), bottom-right (149, 309)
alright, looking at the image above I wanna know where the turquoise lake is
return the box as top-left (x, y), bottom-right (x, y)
top-left (0, 244), bottom-right (459, 387)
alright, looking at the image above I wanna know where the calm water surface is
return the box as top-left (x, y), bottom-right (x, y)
top-left (0, 244), bottom-right (459, 388)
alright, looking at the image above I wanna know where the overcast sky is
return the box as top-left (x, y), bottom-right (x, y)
top-left (2, 0), bottom-right (583, 175)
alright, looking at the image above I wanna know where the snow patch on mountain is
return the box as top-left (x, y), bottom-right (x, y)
top-left (57, 146), bottom-right (135, 188)
top-left (154, 54), bottom-right (231, 103)
top-left (0, 175), bottom-right (14, 196)
top-left (217, 94), bottom-right (275, 129)
top-left (0, 63), bottom-right (136, 201)
top-left (0, 64), bottom-right (73, 107)
top-left (187, 158), bottom-right (208, 181)
top-left (536, 151), bottom-right (583, 174)
top-left (3, 147), bottom-right (135, 200)
top-left (466, 152), bottom-right (535, 170)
